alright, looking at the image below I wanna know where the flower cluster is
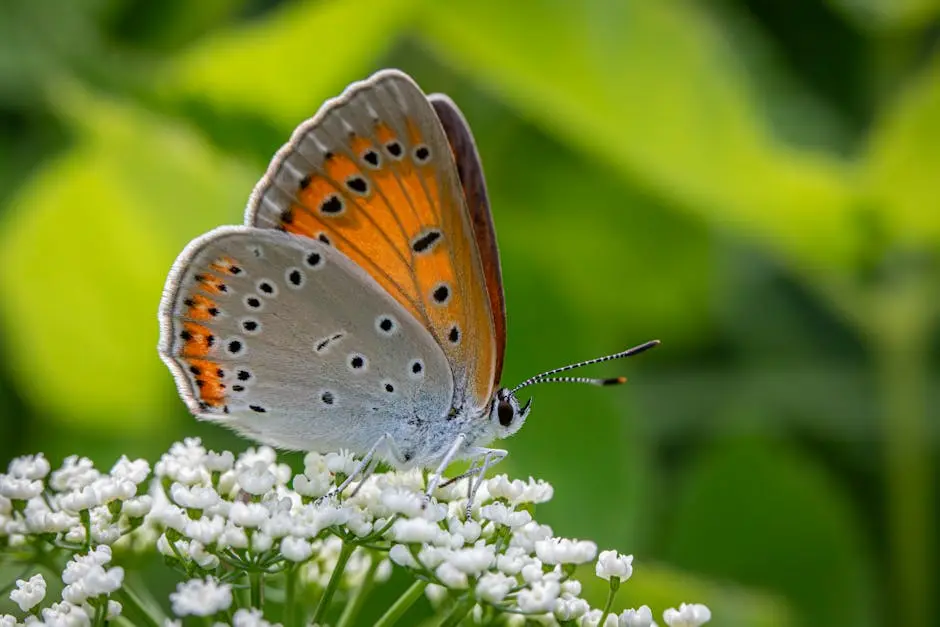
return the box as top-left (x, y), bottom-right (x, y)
top-left (0, 439), bottom-right (711, 626)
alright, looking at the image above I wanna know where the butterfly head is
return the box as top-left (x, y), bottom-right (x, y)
top-left (487, 387), bottom-right (532, 439)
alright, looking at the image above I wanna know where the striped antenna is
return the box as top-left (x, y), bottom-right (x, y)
top-left (510, 340), bottom-right (660, 395)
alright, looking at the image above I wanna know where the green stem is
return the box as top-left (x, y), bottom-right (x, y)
top-left (597, 577), bottom-right (620, 626)
top-left (374, 580), bottom-right (428, 627)
top-left (249, 570), bottom-right (263, 609)
top-left (312, 541), bottom-right (355, 624)
top-left (284, 565), bottom-right (298, 627)
top-left (437, 594), bottom-right (475, 627)
top-left (877, 330), bottom-right (931, 627)
top-left (336, 552), bottom-right (380, 627)
top-left (116, 585), bottom-right (165, 627)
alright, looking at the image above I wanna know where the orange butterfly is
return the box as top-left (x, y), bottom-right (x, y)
top-left (158, 70), bottom-right (657, 504)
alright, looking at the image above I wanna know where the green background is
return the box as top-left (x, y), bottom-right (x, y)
top-left (1, 0), bottom-right (938, 625)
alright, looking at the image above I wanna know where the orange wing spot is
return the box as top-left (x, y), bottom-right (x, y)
top-left (322, 153), bottom-right (363, 188)
top-left (350, 135), bottom-right (374, 159)
top-left (180, 322), bottom-right (215, 357)
top-left (210, 256), bottom-right (241, 275)
top-left (185, 293), bottom-right (218, 321)
top-left (405, 119), bottom-right (423, 145)
top-left (186, 358), bottom-right (226, 407)
top-left (375, 122), bottom-right (397, 144)
top-left (195, 273), bottom-right (228, 295)
top-left (297, 175), bottom-right (341, 214)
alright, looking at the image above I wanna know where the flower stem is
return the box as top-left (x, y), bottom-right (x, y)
top-left (116, 584), bottom-right (165, 627)
top-left (336, 552), bottom-right (380, 627)
top-left (312, 541), bottom-right (355, 624)
top-left (373, 580), bottom-right (428, 627)
top-left (284, 565), bottom-right (298, 627)
top-left (438, 594), bottom-right (475, 627)
top-left (597, 577), bottom-right (620, 626)
top-left (249, 570), bottom-right (263, 609)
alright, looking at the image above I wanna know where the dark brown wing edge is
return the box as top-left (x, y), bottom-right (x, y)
top-left (429, 93), bottom-right (507, 387)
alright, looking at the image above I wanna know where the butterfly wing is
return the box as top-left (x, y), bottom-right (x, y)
top-left (158, 226), bottom-right (453, 457)
top-left (246, 70), bottom-right (497, 412)
top-left (428, 93), bottom-right (506, 387)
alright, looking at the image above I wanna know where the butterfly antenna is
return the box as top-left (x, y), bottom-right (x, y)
top-left (510, 340), bottom-right (660, 395)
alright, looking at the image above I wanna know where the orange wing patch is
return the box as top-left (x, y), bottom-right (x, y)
top-left (249, 70), bottom-right (498, 410)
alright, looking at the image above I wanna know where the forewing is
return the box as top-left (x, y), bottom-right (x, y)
top-left (429, 93), bottom-right (506, 387)
top-left (158, 226), bottom-right (453, 454)
top-left (246, 70), bottom-right (497, 411)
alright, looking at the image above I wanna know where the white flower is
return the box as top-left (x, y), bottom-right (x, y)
top-left (280, 536), bottom-right (313, 562)
top-left (184, 515), bottom-right (225, 545)
top-left (435, 562), bottom-right (468, 589)
top-left (237, 461), bottom-right (276, 495)
top-left (0, 614), bottom-right (16, 627)
top-left (252, 530), bottom-right (274, 552)
top-left (62, 564), bottom-right (124, 604)
top-left (10, 574), bottom-right (46, 611)
top-left (389, 517), bottom-right (446, 544)
top-left (155, 439), bottom-right (209, 486)
top-left (106, 600), bottom-right (122, 619)
top-left (389, 544), bottom-right (418, 568)
top-left (59, 486), bottom-right (98, 512)
top-left (448, 544), bottom-right (496, 575)
top-left (229, 502), bottom-right (269, 527)
top-left (663, 603), bottom-right (711, 627)
top-left (8, 454), bottom-right (51, 480)
top-left (521, 561), bottom-right (545, 583)
top-left (582, 609), bottom-right (620, 627)
top-left (50, 456), bottom-right (100, 491)
top-left (110, 456), bottom-right (150, 484)
top-left (204, 450), bottom-right (234, 473)
top-left (596, 550), bottom-right (634, 581)
top-left (516, 477), bottom-right (553, 504)
top-left (233, 608), bottom-right (280, 627)
top-left (25, 507), bottom-right (78, 534)
top-left (448, 518), bottom-right (482, 544)
top-left (381, 487), bottom-right (424, 518)
top-left (61, 546), bottom-right (113, 584)
top-left (495, 547), bottom-right (531, 575)
top-left (0, 476), bottom-right (42, 500)
top-left (170, 483), bottom-right (220, 510)
top-left (293, 471), bottom-right (332, 498)
top-left (169, 577), bottom-right (232, 617)
top-left (620, 605), bottom-right (654, 627)
top-left (535, 538), bottom-right (597, 565)
top-left (487, 475), bottom-right (524, 501)
top-left (476, 571), bottom-right (516, 603)
top-left (325, 450), bottom-right (359, 475)
top-left (516, 580), bottom-right (561, 613)
top-left (122, 495), bottom-right (153, 518)
top-left (555, 597), bottom-right (590, 621)
top-left (40, 601), bottom-right (91, 627)
top-left (479, 503), bottom-right (531, 528)
top-left (509, 521), bottom-right (553, 552)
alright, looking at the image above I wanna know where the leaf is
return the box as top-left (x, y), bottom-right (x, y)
top-left (163, 0), bottom-right (420, 127)
top-left (0, 86), bottom-right (254, 431)
top-left (865, 52), bottom-right (940, 246)
top-left (826, 0), bottom-right (940, 31)
top-left (663, 434), bottom-right (877, 627)
top-left (418, 0), bottom-right (862, 272)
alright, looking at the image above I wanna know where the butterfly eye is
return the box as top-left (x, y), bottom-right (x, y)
top-left (497, 401), bottom-right (515, 427)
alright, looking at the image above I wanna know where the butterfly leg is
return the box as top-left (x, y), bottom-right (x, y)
top-left (462, 447), bottom-right (507, 519)
top-left (423, 433), bottom-right (467, 502)
top-left (328, 433), bottom-right (404, 500)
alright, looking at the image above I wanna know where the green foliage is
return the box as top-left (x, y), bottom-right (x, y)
top-left (1, 0), bottom-right (937, 625)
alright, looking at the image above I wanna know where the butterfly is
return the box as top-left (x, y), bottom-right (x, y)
top-left (158, 69), bottom-right (658, 504)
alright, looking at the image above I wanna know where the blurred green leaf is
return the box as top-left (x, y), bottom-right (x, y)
top-left (826, 0), bottom-right (940, 31)
top-left (163, 0), bottom-right (420, 127)
top-left (664, 434), bottom-right (877, 627)
top-left (418, 0), bottom-right (863, 272)
top-left (865, 52), bottom-right (940, 246)
top-left (0, 86), bottom-right (254, 430)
